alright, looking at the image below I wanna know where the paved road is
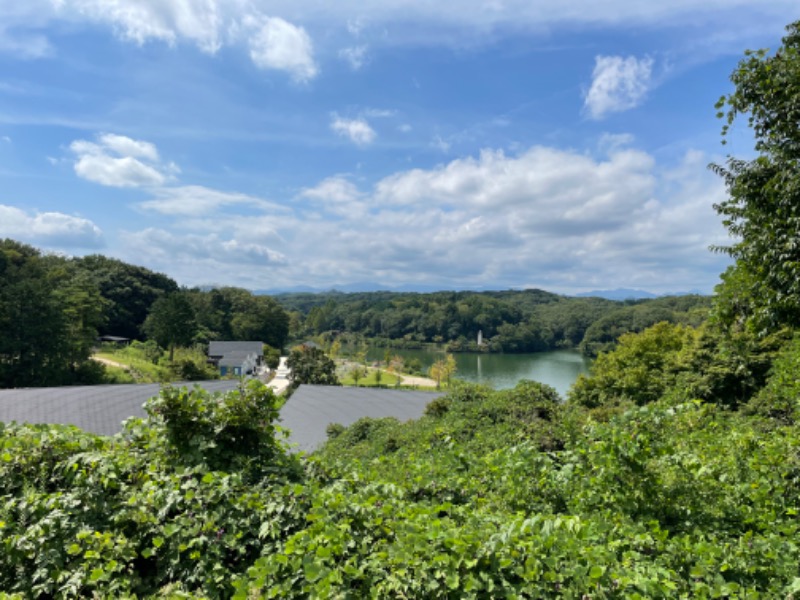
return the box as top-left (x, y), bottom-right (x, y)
top-left (267, 356), bottom-right (291, 395)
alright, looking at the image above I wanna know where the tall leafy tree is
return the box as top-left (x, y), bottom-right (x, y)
top-left (286, 346), bottom-right (339, 390)
top-left (226, 288), bottom-right (289, 349)
top-left (143, 292), bottom-right (197, 361)
top-left (711, 20), bottom-right (800, 333)
top-left (0, 240), bottom-right (106, 387)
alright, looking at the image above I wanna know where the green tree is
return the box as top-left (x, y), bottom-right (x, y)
top-left (224, 288), bottom-right (289, 349)
top-left (711, 21), bottom-right (800, 333)
top-left (0, 240), bottom-right (107, 387)
top-left (0, 241), bottom-right (68, 387)
top-left (75, 255), bottom-right (178, 339)
top-left (286, 346), bottom-right (339, 389)
top-left (143, 292), bottom-right (197, 361)
top-left (443, 353), bottom-right (457, 387)
top-left (569, 322), bottom-right (700, 408)
top-left (351, 365), bottom-right (365, 386)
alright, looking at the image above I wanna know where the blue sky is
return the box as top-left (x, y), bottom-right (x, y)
top-left (0, 1), bottom-right (795, 294)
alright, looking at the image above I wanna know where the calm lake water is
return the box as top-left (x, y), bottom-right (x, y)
top-left (364, 347), bottom-right (592, 397)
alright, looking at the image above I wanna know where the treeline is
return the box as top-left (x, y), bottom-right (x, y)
top-left (0, 240), bottom-right (289, 388)
top-left (278, 288), bottom-right (710, 355)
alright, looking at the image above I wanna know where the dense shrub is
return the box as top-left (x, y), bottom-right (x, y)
top-left (3, 362), bottom-right (800, 597)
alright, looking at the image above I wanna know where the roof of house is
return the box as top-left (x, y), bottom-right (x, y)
top-left (0, 383), bottom-right (444, 452)
top-left (280, 385), bottom-right (444, 452)
top-left (0, 381), bottom-right (240, 437)
top-left (208, 341), bottom-right (263, 357)
top-left (217, 351), bottom-right (259, 367)
top-left (97, 335), bottom-right (130, 342)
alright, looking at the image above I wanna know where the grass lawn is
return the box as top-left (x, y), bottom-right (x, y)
top-left (94, 350), bottom-right (170, 383)
top-left (339, 368), bottom-right (401, 387)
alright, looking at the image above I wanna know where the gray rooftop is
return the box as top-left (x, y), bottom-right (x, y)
top-left (208, 341), bottom-right (263, 356)
top-left (0, 381), bottom-right (240, 436)
top-left (0, 382), bottom-right (443, 452)
top-left (280, 385), bottom-right (444, 452)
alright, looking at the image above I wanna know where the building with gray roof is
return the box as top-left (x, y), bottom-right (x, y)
top-left (0, 383), bottom-right (444, 452)
top-left (208, 341), bottom-right (264, 376)
top-left (280, 385), bottom-right (444, 452)
top-left (0, 381), bottom-right (240, 437)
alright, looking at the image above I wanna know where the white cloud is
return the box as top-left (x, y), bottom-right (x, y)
top-left (69, 133), bottom-right (174, 188)
top-left (300, 176), bottom-right (365, 217)
top-left (163, 143), bottom-right (723, 293)
top-left (301, 176), bottom-right (362, 204)
top-left (398, 124), bottom-right (412, 133)
top-left (52, 0), bottom-right (224, 52)
top-left (123, 228), bottom-right (287, 268)
top-left (339, 45), bottom-right (368, 70)
top-left (331, 115), bottom-right (376, 146)
top-left (139, 185), bottom-right (283, 216)
top-left (1, 135), bottom-right (10, 143)
top-left (246, 15), bottom-right (318, 82)
top-left (584, 55), bottom-right (654, 120)
top-left (97, 133), bottom-right (159, 161)
top-left (0, 204), bottom-right (103, 248)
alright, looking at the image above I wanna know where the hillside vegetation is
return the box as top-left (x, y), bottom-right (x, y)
top-left (278, 289), bottom-right (710, 356)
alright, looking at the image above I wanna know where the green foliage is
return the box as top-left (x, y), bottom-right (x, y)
top-left (143, 292), bottom-right (197, 361)
top-left (0, 383), bottom-right (304, 598)
top-left (570, 322), bottom-right (700, 408)
top-left (711, 20), bottom-right (800, 333)
top-left (167, 346), bottom-right (220, 381)
top-left (0, 240), bottom-right (106, 388)
top-left (75, 254), bottom-right (178, 340)
top-left (145, 381), bottom-right (290, 477)
top-left (286, 347), bottom-right (339, 389)
top-left (4, 369), bottom-right (800, 596)
top-left (745, 332), bottom-right (800, 424)
top-left (278, 288), bottom-right (710, 356)
top-left (263, 344), bottom-right (281, 370)
top-left (580, 295), bottom-right (711, 356)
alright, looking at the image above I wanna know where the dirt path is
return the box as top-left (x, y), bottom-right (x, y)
top-left (397, 373), bottom-right (438, 387)
top-left (91, 356), bottom-right (128, 369)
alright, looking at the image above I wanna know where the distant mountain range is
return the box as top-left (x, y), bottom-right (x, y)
top-left (574, 288), bottom-right (658, 300)
top-left (247, 284), bottom-right (704, 299)
top-left (574, 288), bottom-right (704, 300)
top-left (253, 282), bottom-right (504, 295)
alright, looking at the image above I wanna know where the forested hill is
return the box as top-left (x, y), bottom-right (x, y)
top-left (276, 289), bottom-right (711, 355)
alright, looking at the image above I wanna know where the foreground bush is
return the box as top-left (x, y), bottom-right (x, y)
top-left (0, 381), bottom-right (305, 598)
top-left (3, 375), bottom-right (800, 597)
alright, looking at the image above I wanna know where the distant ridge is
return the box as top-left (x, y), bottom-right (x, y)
top-left (575, 288), bottom-right (658, 300)
top-left (253, 282), bottom-right (506, 295)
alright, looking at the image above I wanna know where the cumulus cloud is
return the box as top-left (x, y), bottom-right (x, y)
top-left (301, 176), bottom-right (362, 203)
top-left (584, 55), bottom-right (654, 120)
top-left (51, 0), bottom-right (225, 52)
top-left (0, 204), bottom-right (103, 248)
top-left (330, 115), bottom-right (376, 146)
top-left (339, 45), bottom-right (368, 70)
top-left (299, 176), bottom-right (365, 217)
top-left (27, 1), bottom-right (319, 81)
top-left (245, 144), bottom-right (728, 293)
top-left (139, 185), bottom-right (284, 216)
top-left (123, 228), bottom-right (287, 268)
top-left (245, 15), bottom-right (318, 81)
top-left (69, 133), bottom-right (176, 188)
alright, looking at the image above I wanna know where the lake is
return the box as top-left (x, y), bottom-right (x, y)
top-left (364, 347), bottom-right (592, 397)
